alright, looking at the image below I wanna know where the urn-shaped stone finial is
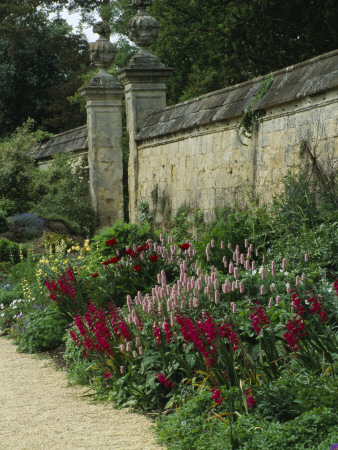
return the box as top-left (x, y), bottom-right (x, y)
top-left (89, 21), bottom-right (117, 70)
top-left (128, 0), bottom-right (159, 53)
top-left (131, 0), bottom-right (153, 7)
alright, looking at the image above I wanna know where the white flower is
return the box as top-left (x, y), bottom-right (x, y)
top-left (1, 313), bottom-right (4, 317)
top-left (284, 271), bottom-right (288, 276)
top-left (285, 283), bottom-right (290, 288)
top-left (12, 305), bottom-right (17, 309)
top-left (327, 287), bottom-right (333, 293)
top-left (252, 270), bottom-right (257, 275)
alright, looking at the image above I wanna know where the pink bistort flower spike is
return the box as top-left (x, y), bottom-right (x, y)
top-left (304, 253), bottom-right (308, 262)
top-left (282, 258), bottom-right (287, 269)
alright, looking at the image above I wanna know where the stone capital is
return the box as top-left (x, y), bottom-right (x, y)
top-left (117, 65), bottom-right (173, 87)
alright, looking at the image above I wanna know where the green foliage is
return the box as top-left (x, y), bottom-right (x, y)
top-left (63, 332), bottom-right (96, 386)
top-left (0, 283), bottom-right (23, 309)
top-left (0, 199), bottom-right (17, 216)
top-left (0, 120), bottom-right (46, 213)
top-left (0, 210), bottom-right (8, 233)
top-left (41, 214), bottom-right (82, 237)
top-left (137, 201), bottom-right (153, 226)
top-left (16, 306), bottom-right (69, 353)
top-left (93, 220), bottom-right (155, 257)
top-left (0, 239), bottom-right (27, 264)
top-left (147, 0), bottom-right (338, 103)
top-left (255, 370), bottom-right (338, 422)
top-left (237, 75), bottom-right (274, 144)
top-left (0, 7), bottom-right (88, 137)
top-left (33, 154), bottom-right (97, 237)
top-left (156, 390), bottom-right (227, 450)
top-left (156, 395), bottom-right (338, 450)
top-left (171, 205), bottom-right (190, 241)
top-left (236, 407), bottom-right (338, 449)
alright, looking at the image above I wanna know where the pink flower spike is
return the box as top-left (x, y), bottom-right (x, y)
top-left (260, 285), bottom-right (265, 295)
top-left (304, 253), bottom-right (308, 262)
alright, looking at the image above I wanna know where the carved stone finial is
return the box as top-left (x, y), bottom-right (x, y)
top-left (93, 21), bottom-right (111, 40)
top-left (131, 0), bottom-right (153, 9)
top-left (89, 21), bottom-right (117, 70)
top-left (127, 0), bottom-right (159, 54)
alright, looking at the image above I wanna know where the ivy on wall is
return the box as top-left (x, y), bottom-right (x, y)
top-left (237, 74), bottom-right (274, 145)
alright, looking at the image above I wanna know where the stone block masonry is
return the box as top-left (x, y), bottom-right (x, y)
top-left (134, 50), bottom-right (338, 222)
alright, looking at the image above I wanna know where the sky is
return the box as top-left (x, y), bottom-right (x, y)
top-left (58, 8), bottom-right (100, 43)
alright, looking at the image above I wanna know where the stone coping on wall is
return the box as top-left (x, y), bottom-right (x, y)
top-left (34, 125), bottom-right (88, 162)
top-left (136, 49), bottom-right (338, 141)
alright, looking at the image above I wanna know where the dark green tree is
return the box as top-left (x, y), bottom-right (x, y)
top-left (0, 6), bottom-right (90, 137)
top-left (148, 0), bottom-right (338, 103)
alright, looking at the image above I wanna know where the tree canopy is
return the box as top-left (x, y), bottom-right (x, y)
top-left (1, 0), bottom-right (337, 136)
top-left (0, 3), bottom-right (90, 137)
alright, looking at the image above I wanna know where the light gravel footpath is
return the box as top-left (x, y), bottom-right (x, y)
top-left (0, 337), bottom-right (165, 450)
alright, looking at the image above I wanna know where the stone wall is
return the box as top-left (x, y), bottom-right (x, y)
top-left (134, 50), bottom-right (338, 222)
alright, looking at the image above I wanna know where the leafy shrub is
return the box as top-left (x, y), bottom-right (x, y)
top-left (0, 283), bottom-right (23, 308)
top-left (13, 213), bottom-right (45, 240)
top-left (33, 153), bottom-right (97, 237)
top-left (0, 199), bottom-right (17, 216)
top-left (0, 120), bottom-right (47, 213)
top-left (63, 332), bottom-right (97, 386)
top-left (41, 214), bottom-right (82, 237)
top-left (255, 370), bottom-right (338, 422)
top-left (17, 306), bottom-right (69, 353)
top-left (92, 220), bottom-right (155, 257)
top-left (236, 407), bottom-right (338, 449)
top-left (0, 210), bottom-right (8, 233)
top-left (156, 391), bottom-right (229, 450)
top-left (0, 238), bottom-right (27, 264)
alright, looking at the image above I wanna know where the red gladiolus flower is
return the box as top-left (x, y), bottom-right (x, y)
top-left (211, 387), bottom-right (223, 406)
top-left (104, 372), bottom-right (112, 379)
top-left (149, 254), bottom-right (158, 262)
top-left (178, 243), bottom-right (190, 250)
top-left (334, 279), bottom-right (338, 295)
top-left (91, 273), bottom-right (99, 278)
top-left (249, 306), bottom-right (269, 335)
top-left (155, 373), bottom-right (174, 390)
top-left (110, 256), bottom-right (119, 264)
top-left (284, 316), bottom-right (306, 351)
top-left (132, 265), bottom-right (142, 272)
top-left (105, 238), bottom-right (117, 247)
top-left (245, 388), bottom-right (255, 409)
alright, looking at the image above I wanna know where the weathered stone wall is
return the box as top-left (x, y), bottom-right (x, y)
top-left (134, 51), bottom-right (338, 223)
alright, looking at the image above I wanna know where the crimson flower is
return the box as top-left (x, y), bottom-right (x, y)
top-left (149, 254), bottom-right (158, 262)
top-left (103, 256), bottom-right (119, 266)
top-left (211, 387), bottom-right (223, 406)
top-left (132, 265), bottom-right (142, 272)
top-left (104, 372), bottom-right (112, 379)
top-left (105, 238), bottom-right (117, 247)
top-left (136, 243), bottom-right (150, 253)
top-left (245, 388), bottom-right (255, 409)
top-left (91, 273), bottom-right (99, 278)
top-left (178, 243), bottom-right (190, 250)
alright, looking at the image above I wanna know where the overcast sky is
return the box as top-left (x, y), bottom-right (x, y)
top-left (58, 8), bottom-right (100, 43)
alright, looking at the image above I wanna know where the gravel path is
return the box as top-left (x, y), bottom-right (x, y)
top-left (0, 337), bottom-right (165, 450)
